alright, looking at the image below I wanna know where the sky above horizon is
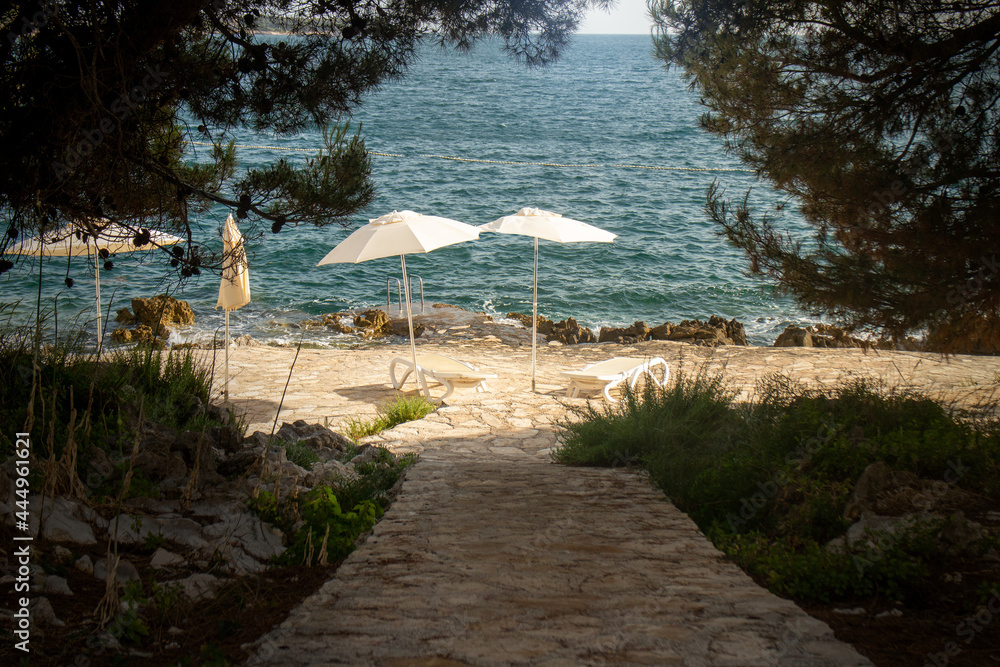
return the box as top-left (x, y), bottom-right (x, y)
top-left (578, 0), bottom-right (654, 34)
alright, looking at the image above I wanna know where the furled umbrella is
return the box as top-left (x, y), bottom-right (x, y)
top-left (479, 207), bottom-right (617, 392)
top-left (7, 220), bottom-right (184, 346)
top-left (216, 214), bottom-right (251, 402)
top-left (317, 210), bottom-right (479, 393)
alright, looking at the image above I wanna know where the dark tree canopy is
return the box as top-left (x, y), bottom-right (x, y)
top-left (0, 0), bottom-right (606, 277)
top-left (654, 0), bottom-right (1000, 350)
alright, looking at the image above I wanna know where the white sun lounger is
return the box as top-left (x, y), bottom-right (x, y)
top-left (560, 357), bottom-right (669, 402)
top-left (389, 353), bottom-right (498, 404)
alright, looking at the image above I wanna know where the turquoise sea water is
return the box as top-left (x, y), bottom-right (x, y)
top-left (2, 34), bottom-right (813, 346)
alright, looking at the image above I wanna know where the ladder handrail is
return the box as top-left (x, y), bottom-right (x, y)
top-left (386, 275), bottom-right (424, 315)
top-left (410, 275), bottom-right (424, 314)
top-left (386, 277), bottom-right (402, 314)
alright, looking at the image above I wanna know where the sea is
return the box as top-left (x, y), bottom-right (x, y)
top-left (1, 34), bottom-right (817, 348)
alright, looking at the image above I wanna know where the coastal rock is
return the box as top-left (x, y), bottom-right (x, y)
top-left (202, 511), bottom-right (285, 564)
top-left (171, 573), bottom-right (224, 602)
top-left (598, 321), bottom-right (652, 344)
top-left (506, 312), bottom-right (556, 335)
top-left (774, 325), bottom-right (813, 347)
top-left (218, 448), bottom-right (264, 478)
top-left (74, 555), bottom-right (94, 575)
top-left (844, 461), bottom-right (979, 520)
top-left (36, 574), bottom-right (73, 596)
top-left (545, 317), bottom-right (596, 345)
top-left (29, 497), bottom-right (101, 545)
top-left (299, 313), bottom-right (355, 333)
top-left (275, 420), bottom-right (353, 453)
top-left (655, 316), bottom-right (747, 347)
top-left (133, 450), bottom-right (189, 486)
top-left (150, 548), bottom-right (186, 569)
top-left (93, 558), bottom-right (141, 585)
top-left (305, 459), bottom-right (356, 486)
top-left (86, 446), bottom-right (115, 489)
top-left (925, 312), bottom-right (1000, 355)
top-left (129, 295), bottom-right (196, 327)
top-left (354, 309), bottom-right (392, 337)
top-left (390, 319), bottom-right (426, 338)
top-left (232, 334), bottom-right (263, 347)
top-left (30, 597), bottom-right (65, 627)
top-left (773, 323), bottom-right (888, 349)
top-left (327, 318), bottom-right (356, 334)
top-left (110, 324), bottom-right (169, 348)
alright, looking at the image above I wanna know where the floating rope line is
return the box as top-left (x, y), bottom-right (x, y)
top-left (187, 140), bottom-right (755, 174)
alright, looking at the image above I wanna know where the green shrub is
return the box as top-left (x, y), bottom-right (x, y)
top-left (281, 487), bottom-right (378, 565)
top-left (249, 446), bottom-right (417, 566)
top-left (336, 449), bottom-right (417, 513)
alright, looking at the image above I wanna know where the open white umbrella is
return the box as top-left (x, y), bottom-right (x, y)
top-left (317, 210), bottom-right (479, 392)
top-left (8, 220), bottom-right (183, 346)
top-left (480, 207), bottom-right (617, 392)
top-left (216, 214), bottom-right (251, 401)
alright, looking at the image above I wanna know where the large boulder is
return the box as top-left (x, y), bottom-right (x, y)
top-left (545, 317), bottom-right (597, 345)
top-left (274, 420), bottom-right (354, 453)
top-left (774, 325), bottom-right (813, 348)
top-left (598, 321), bottom-right (652, 344)
top-left (773, 323), bottom-right (889, 349)
top-left (353, 309), bottom-right (391, 336)
top-left (121, 295), bottom-right (196, 328)
top-left (650, 316), bottom-right (748, 347)
top-left (506, 312), bottom-right (556, 335)
top-left (110, 323), bottom-right (169, 348)
top-left (925, 312), bottom-right (1000, 355)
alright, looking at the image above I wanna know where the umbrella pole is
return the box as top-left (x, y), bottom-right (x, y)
top-left (95, 252), bottom-right (103, 349)
top-left (532, 236), bottom-right (538, 393)
top-left (400, 255), bottom-right (427, 399)
top-left (224, 309), bottom-right (230, 402)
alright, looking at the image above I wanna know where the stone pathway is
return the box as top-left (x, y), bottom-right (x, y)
top-left (210, 315), bottom-right (1000, 665)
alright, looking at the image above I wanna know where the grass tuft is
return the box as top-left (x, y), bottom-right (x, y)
top-left (343, 393), bottom-right (436, 441)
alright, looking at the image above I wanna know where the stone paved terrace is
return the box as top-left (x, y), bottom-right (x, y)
top-left (207, 313), bottom-right (1000, 665)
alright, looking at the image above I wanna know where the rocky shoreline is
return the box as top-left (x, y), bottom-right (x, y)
top-left (108, 294), bottom-right (983, 355)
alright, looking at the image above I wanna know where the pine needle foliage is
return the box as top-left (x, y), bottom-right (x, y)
top-left (653, 1), bottom-right (1000, 350)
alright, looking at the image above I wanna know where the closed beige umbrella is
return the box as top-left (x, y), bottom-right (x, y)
top-left (8, 220), bottom-right (183, 346)
top-left (216, 214), bottom-right (251, 401)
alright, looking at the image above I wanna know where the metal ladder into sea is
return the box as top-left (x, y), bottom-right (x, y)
top-left (386, 275), bottom-right (424, 316)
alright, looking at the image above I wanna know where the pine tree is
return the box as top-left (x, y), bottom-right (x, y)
top-left (654, 1), bottom-right (1000, 351)
top-left (0, 0), bottom-right (603, 277)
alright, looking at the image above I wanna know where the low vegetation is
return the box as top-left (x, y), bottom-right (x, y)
top-left (0, 328), bottom-right (235, 476)
top-left (343, 393), bottom-right (436, 441)
top-left (249, 447), bottom-right (416, 566)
